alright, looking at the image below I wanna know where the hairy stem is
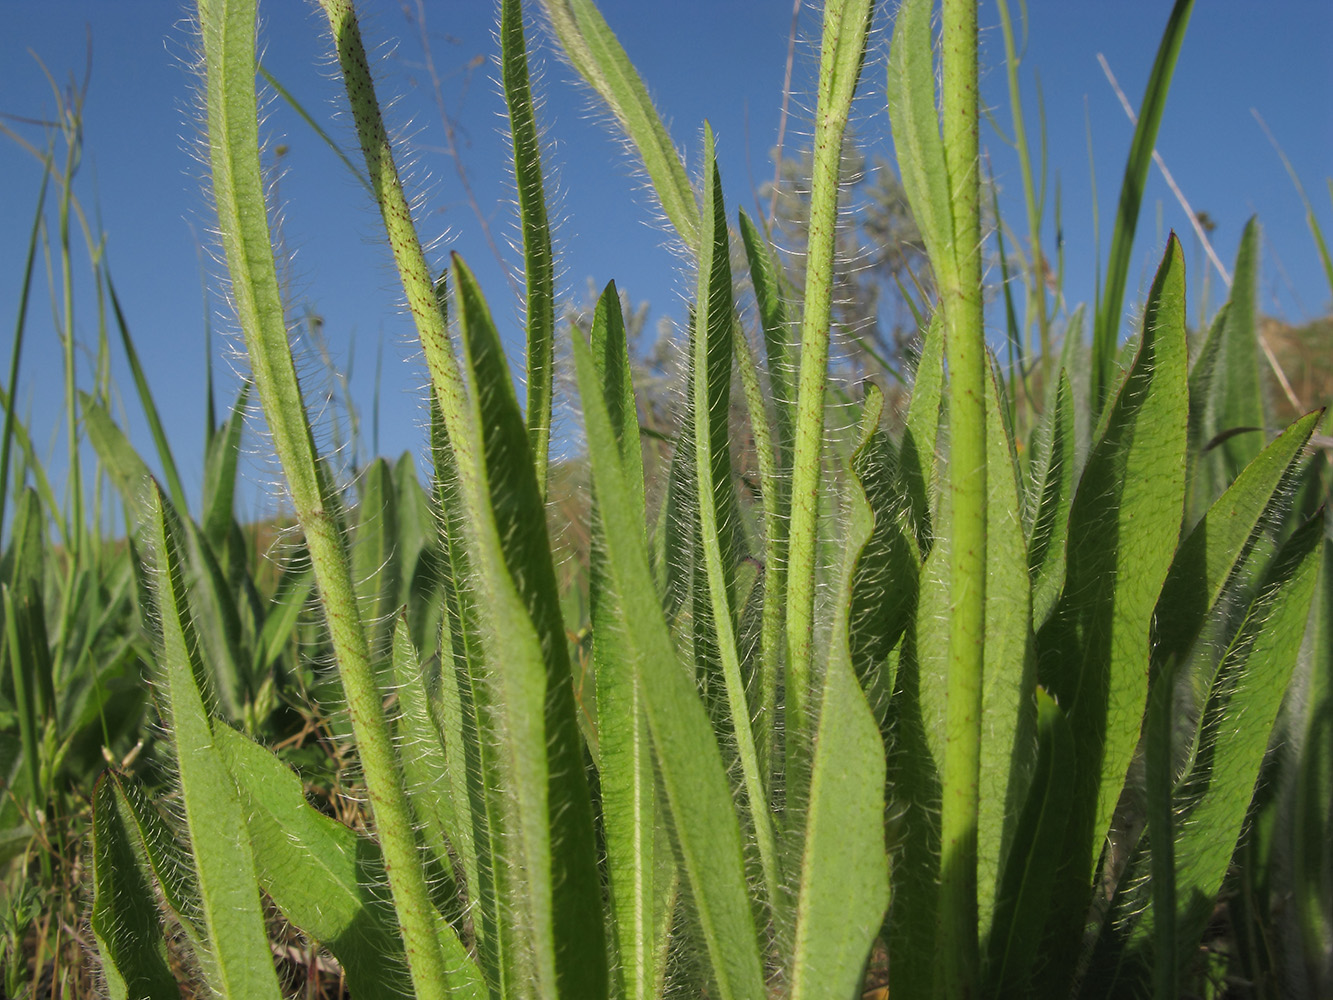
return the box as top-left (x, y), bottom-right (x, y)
top-left (937, 1), bottom-right (986, 997)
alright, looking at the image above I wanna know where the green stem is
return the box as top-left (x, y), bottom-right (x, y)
top-left (785, 0), bottom-right (873, 773)
top-left (315, 0), bottom-right (478, 506)
top-left (195, 3), bottom-right (449, 996)
top-left (937, 1), bottom-right (986, 998)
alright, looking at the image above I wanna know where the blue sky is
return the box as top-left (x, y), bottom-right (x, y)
top-left (2, 1), bottom-right (1331, 522)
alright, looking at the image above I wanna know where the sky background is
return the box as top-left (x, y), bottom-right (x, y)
top-left (2, 0), bottom-right (1331, 524)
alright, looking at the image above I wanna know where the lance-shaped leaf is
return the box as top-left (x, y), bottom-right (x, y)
top-left (1033, 235), bottom-right (1189, 986)
top-left (90, 773), bottom-right (178, 1000)
top-left (1026, 369), bottom-right (1077, 630)
top-left (572, 324), bottom-right (765, 1000)
top-left (788, 386), bottom-right (890, 1000)
top-left (1189, 218), bottom-right (1267, 507)
top-left (453, 254), bottom-right (606, 999)
top-left (690, 126), bottom-right (777, 904)
top-left (211, 721), bottom-right (483, 1000)
top-left (1156, 408), bottom-right (1322, 673)
top-left (586, 281), bottom-right (662, 1000)
top-left (1131, 511), bottom-right (1325, 980)
top-left (887, 0), bottom-right (954, 290)
top-left (501, 0), bottom-right (556, 491)
top-left (351, 457), bottom-right (400, 663)
top-left (387, 613), bottom-right (467, 903)
top-left (537, 0), bottom-right (698, 249)
top-left (912, 357), bottom-right (1038, 947)
top-left (143, 482), bottom-right (282, 1000)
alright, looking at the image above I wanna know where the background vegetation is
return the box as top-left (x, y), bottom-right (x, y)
top-left (1, 0), bottom-right (1331, 997)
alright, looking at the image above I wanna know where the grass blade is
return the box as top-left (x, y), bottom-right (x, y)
top-left (0, 169), bottom-right (49, 544)
top-left (1091, 0), bottom-right (1194, 409)
top-left (79, 392), bottom-right (152, 511)
top-left (572, 323), bottom-right (765, 1000)
top-left (106, 270), bottom-right (188, 515)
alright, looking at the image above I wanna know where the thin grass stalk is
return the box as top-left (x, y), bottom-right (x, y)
top-left (937, 1), bottom-right (986, 997)
top-left (194, 2), bottom-right (449, 995)
top-left (57, 124), bottom-right (82, 557)
top-left (1090, 0), bottom-right (1193, 410)
top-left (785, 0), bottom-right (873, 770)
top-left (994, 0), bottom-right (1050, 383)
top-left (0, 170), bottom-right (50, 541)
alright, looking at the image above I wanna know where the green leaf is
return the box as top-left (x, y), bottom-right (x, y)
top-left (899, 312), bottom-right (945, 552)
top-left (453, 254), bottom-right (607, 1000)
top-left (788, 386), bottom-right (890, 1000)
top-left (572, 323), bottom-right (765, 1000)
top-left (737, 209), bottom-right (794, 473)
top-left (887, 0), bottom-right (954, 291)
top-left (80, 392), bottom-right (153, 512)
top-left (212, 721), bottom-right (484, 1000)
top-left (984, 688), bottom-right (1076, 996)
top-left (143, 482), bottom-right (283, 999)
top-left (182, 521), bottom-right (251, 722)
top-left (501, 0), bottom-right (556, 493)
top-left (351, 457), bottom-right (400, 663)
top-left (586, 281), bottom-right (666, 1000)
top-left (975, 360), bottom-right (1038, 949)
top-left (387, 615), bottom-right (463, 892)
top-left (1034, 235), bottom-right (1189, 987)
top-left (1133, 511), bottom-right (1325, 977)
top-left (690, 127), bottom-right (777, 904)
top-left (1156, 408), bottom-right (1322, 673)
top-left (846, 393), bottom-right (918, 728)
top-left (106, 771), bottom-right (204, 946)
top-left (537, 0), bottom-right (699, 249)
top-left (1189, 218), bottom-right (1267, 506)
top-left (1026, 369), bottom-right (1076, 629)
top-left (253, 558), bottom-right (314, 673)
top-left (90, 773), bottom-right (179, 1000)
top-left (107, 270), bottom-right (189, 516)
